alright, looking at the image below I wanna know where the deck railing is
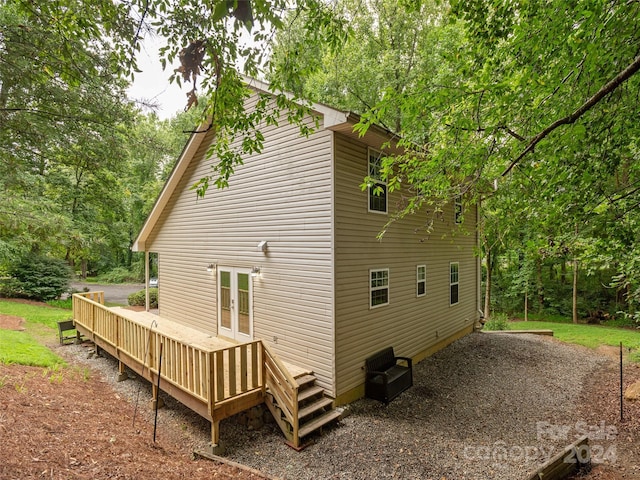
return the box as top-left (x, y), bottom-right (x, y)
top-left (72, 292), bottom-right (302, 447)
top-left (262, 342), bottom-right (300, 445)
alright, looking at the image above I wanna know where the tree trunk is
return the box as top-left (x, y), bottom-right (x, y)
top-left (572, 258), bottom-right (579, 324)
top-left (536, 258), bottom-right (544, 313)
top-left (483, 242), bottom-right (492, 319)
top-left (524, 288), bottom-right (528, 322)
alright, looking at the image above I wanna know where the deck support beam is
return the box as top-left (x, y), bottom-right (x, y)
top-left (117, 361), bottom-right (128, 382)
top-left (203, 420), bottom-right (225, 455)
top-left (151, 383), bottom-right (165, 409)
top-left (211, 420), bottom-right (220, 445)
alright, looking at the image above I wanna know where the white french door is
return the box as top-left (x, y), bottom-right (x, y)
top-left (218, 267), bottom-right (253, 342)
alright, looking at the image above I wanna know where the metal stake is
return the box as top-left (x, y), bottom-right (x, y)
top-left (154, 341), bottom-right (164, 443)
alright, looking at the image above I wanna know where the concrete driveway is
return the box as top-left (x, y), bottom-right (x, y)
top-left (71, 282), bottom-right (144, 306)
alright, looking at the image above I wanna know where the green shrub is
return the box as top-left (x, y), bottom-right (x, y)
top-left (46, 298), bottom-right (73, 310)
top-left (128, 288), bottom-right (158, 308)
top-left (0, 278), bottom-right (23, 298)
top-left (483, 312), bottom-right (510, 331)
top-left (3, 256), bottom-right (71, 301)
top-left (96, 266), bottom-right (142, 284)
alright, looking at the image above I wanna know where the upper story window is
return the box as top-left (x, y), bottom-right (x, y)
top-left (370, 268), bottom-right (389, 308)
top-left (417, 265), bottom-right (426, 297)
top-left (368, 149), bottom-right (388, 214)
top-left (454, 195), bottom-right (463, 224)
top-left (450, 262), bottom-right (459, 306)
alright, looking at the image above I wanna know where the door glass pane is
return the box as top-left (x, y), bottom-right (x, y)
top-left (220, 271), bottom-right (231, 329)
top-left (237, 272), bottom-right (250, 335)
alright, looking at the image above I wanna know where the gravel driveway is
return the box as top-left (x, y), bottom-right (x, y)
top-left (63, 332), bottom-right (609, 480)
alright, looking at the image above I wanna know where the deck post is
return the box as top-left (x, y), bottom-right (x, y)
top-left (211, 420), bottom-right (220, 445)
top-left (207, 351), bottom-right (216, 418)
top-left (201, 420), bottom-right (225, 455)
top-left (151, 381), bottom-right (165, 409)
top-left (89, 302), bottom-right (95, 340)
top-left (117, 361), bottom-right (128, 382)
top-left (145, 251), bottom-right (150, 312)
top-left (260, 342), bottom-right (266, 396)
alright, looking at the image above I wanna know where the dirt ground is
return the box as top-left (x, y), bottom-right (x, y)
top-left (0, 302), bottom-right (268, 480)
top-left (1, 305), bottom-right (639, 479)
top-left (0, 314), bottom-right (24, 330)
top-left (567, 346), bottom-right (640, 480)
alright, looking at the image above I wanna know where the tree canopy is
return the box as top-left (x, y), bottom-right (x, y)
top-left (269, 0), bottom-right (640, 318)
top-left (3, 0), bottom-right (640, 319)
top-left (0, 0), bottom-right (198, 275)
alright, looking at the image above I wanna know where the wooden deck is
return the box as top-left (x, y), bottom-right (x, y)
top-left (110, 307), bottom-right (310, 381)
top-left (72, 292), bottom-right (309, 448)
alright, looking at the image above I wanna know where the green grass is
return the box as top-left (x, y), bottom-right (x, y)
top-left (0, 299), bottom-right (69, 367)
top-left (602, 316), bottom-right (639, 329)
top-left (0, 300), bottom-right (71, 329)
top-left (510, 320), bottom-right (640, 351)
top-left (512, 312), bottom-right (574, 323)
top-left (0, 330), bottom-right (66, 367)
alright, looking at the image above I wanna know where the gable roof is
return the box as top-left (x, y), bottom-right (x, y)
top-left (132, 78), bottom-right (396, 252)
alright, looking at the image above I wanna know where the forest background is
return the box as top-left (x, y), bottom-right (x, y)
top-left (1, 0), bottom-right (639, 324)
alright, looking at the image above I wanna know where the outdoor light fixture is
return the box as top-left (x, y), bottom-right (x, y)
top-left (251, 266), bottom-right (261, 277)
top-left (207, 263), bottom-right (215, 273)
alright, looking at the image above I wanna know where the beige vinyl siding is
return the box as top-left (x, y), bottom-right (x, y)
top-left (334, 133), bottom-right (478, 397)
top-left (145, 97), bottom-right (336, 393)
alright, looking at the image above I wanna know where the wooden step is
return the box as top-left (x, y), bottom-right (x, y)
top-left (298, 396), bottom-right (333, 420)
top-left (297, 385), bottom-right (324, 402)
top-left (298, 409), bottom-right (342, 439)
top-left (295, 374), bottom-right (316, 388)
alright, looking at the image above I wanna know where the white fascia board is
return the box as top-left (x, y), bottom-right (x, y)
top-left (241, 76), bottom-right (350, 128)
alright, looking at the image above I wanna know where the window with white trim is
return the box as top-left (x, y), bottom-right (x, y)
top-left (368, 149), bottom-right (387, 213)
top-left (450, 262), bottom-right (459, 305)
top-left (370, 268), bottom-right (389, 308)
top-left (454, 195), bottom-right (463, 224)
top-left (416, 265), bottom-right (426, 297)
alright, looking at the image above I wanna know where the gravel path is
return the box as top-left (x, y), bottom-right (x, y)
top-left (61, 332), bottom-right (610, 480)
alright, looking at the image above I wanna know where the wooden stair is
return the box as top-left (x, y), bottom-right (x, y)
top-left (265, 372), bottom-right (341, 449)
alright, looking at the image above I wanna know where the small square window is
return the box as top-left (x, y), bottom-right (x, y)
top-left (368, 149), bottom-right (388, 214)
top-left (450, 262), bottom-right (459, 305)
top-left (370, 268), bottom-right (389, 308)
top-left (417, 265), bottom-right (426, 297)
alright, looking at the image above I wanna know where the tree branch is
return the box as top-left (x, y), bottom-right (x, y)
top-left (0, 107), bottom-right (108, 125)
top-left (444, 123), bottom-right (526, 141)
top-left (502, 54), bottom-right (640, 177)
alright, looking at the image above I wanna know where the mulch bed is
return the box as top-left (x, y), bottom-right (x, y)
top-left (568, 358), bottom-right (640, 479)
top-left (0, 363), bottom-right (267, 480)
